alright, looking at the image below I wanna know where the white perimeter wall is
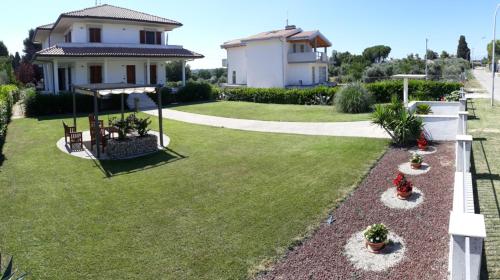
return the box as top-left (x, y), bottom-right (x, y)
top-left (227, 46), bottom-right (247, 85)
top-left (245, 39), bottom-right (285, 88)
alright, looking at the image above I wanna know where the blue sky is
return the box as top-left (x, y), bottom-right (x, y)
top-left (0, 0), bottom-right (497, 69)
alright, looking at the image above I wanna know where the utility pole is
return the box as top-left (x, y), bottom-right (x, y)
top-left (425, 38), bottom-right (429, 80)
top-left (491, 4), bottom-right (500, 107)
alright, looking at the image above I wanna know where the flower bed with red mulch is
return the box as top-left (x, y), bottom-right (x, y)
top-left (258, 142), bottom-right (455, 280)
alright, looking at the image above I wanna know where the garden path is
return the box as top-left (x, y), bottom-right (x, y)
top-left (143, 108), bottom-right (389, 138)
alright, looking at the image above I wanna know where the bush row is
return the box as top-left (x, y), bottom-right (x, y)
top-left (0, 84), bottom-right (18, 138)
top-left (148, 82), bottom-right (218, 105)
top-left (365, 80), bottom-right (462, 103)
top-left (220, 86), bottom-right (338, 105)
top-left (23, 89), bottom-right (123, 117)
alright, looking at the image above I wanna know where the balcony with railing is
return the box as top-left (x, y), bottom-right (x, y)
top-left (288, 51), bottom-right (328, 63)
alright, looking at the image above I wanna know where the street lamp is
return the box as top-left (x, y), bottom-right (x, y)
top-left (490, 4), bottom-right (500, 106)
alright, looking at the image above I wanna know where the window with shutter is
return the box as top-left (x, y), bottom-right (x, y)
top-left (140, 30), bottom-right (145, 44)
top-left (89, 28), bottom-right (101, 43)
top-left (156, 32), bottom-right (162, 45)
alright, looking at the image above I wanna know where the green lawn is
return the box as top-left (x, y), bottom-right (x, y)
top-left (0, 114), bottom-right (387, 279)
top-left (468, 99), bottom-right (500, 279)
top-left (169, 101), bottom-right (372, 122)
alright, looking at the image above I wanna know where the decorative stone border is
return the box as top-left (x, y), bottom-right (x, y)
top-left (408, 146), bottom-right (437, 155)
top-left (381, 187), bottom-right (424, 209)
top-left (344, 231), bottom-right (406, 272)
top-left (398, 162), bottom-right (431, 176)
top-left (56, 130), bottom-right (170, 160)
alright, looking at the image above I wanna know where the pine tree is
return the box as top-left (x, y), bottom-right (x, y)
top-left (11, 52), bottom-right (21, 70)
top-left (0, 41), bottom-right (8, 57)
top-left (456, 35), bottom-right (470, 60)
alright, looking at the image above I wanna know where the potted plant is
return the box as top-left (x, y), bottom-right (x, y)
top-left (410, 153), bottom-right (423, 169)
top-left (392, 172), bottom-right (413, 199)
top-left (417, 131), bottom-right (428, 151)
top-left (363, 223), bottom-right (389, 253)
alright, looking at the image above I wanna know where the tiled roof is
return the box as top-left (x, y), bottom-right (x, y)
top-left (61, 4), bottom-right (182, 26)
top-left (288, 31), bottom-right (319, 41)
top-left (221, 28), bottom-right (302, 48)
top-left (37, 23), bottom-right (54, 30)
top-left (35, 45), bottom-right (203, 59)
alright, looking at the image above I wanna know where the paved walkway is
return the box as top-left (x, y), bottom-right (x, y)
top-left (472, 68), bottom-right (500, 100)
top-left (143, 108), bottom-right (390, 139)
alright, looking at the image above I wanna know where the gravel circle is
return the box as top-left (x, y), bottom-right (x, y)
top-left (408, 146), bottom-right (437, 155)
top-left (398, 162), bottom-right (431, 176)
top-left (344, 231), bottom-right (406, 272)
top-left (380, 187), bottom-right (424, 209)
top-left (259, 143), bottom-right (454, 280)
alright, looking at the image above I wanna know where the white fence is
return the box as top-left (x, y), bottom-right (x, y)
top-left (447, 97), bottom-right (486, 280)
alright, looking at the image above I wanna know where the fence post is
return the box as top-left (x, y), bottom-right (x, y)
top-left (458, 111), bottom-right (469, 135)
top-left (459, 98), bottom-right (468, 111)
top-left (456, 135), bottom-right (472, 172)
top-left (449, 212), bottom-right (486, 280)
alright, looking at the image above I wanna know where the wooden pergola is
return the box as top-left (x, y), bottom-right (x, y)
top-left (72, 83), bottom-right (165, 159)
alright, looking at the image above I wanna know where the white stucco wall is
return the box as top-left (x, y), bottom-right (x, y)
top-left (226, 46), bottom-right (247, 85)
top-left (245, 39), bottom-right (285, 88)
top-left (66, 22), bottom-right (165, 44)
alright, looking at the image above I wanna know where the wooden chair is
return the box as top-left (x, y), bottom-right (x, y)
top-left (88, 114), bottom-right (104, 130)
top-left (62, 121), bottom-right (83, 151)
top-left (90, 126), bottom-right (109, 153)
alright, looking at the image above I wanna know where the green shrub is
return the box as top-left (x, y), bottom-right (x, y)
top-left (176, 82), bottom-right (217, 103)
top-left (221, 86), bottom-right (338, 105)
top-left (334, 83), bottom-right (373, 113)
top-left (147, 87), bottom-right (175, 105)
top-left (0, 85), bottom-right (17, 138)
top-left (365, 80), bottom-right (462, 103)
top-left (372, 96), bottom-right (423, 145)
top-left (444, 90), bottom-right (462, 102)
top-left (416, 104), bottom-right (432, 114)
top-left (23, 90), bottom-right (122, 117)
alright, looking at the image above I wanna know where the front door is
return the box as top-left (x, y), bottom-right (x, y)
top-left (127, 65), bottom-right (136, 84)
top-left (319, 66), bottom-right (327, 83)
top-left (58, 68), bottom-right (66, 91)
top-left (150, 64), bottom-right (157, 84)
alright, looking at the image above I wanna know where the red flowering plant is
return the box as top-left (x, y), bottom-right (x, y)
top-left (392, 172), bottom-right (413, 193)
top-left (417, 132), bottom-right (428, 150)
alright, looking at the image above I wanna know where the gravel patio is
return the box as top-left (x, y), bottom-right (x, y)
top-left (259, 142), bottom-right (455, 280)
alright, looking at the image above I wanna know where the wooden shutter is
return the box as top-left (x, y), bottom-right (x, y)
top-left (140, 30), bottom-right (145, 44)
top-left (150, 65), bottom-right (157, 84)
top-left (156, 32), bottom-right (162, 45)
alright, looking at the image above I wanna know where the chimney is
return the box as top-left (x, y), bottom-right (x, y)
top-left (285, 24), bottom-right (296, 30)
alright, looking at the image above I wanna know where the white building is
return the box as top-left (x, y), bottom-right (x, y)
top-left (221, 25), bottom-right (331, 88)
top-left (33, 4), bottom-right (203, 93)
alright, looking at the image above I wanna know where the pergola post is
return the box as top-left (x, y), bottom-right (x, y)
top-left (157, 87), bottom-right (164, 147)
top-left (120, 92), bottom-right (125, 121)
top-left (403, 77), bottom-right (409, 107)
top-left (93, 91), bottom-right (101, 159)
top-left (72, 85), bottom-right (76, 128)
top-left (181, 60), bottom-right (186, 87)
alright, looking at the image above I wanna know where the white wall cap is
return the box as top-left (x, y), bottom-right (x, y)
top-left (449, 212), bottom-right (486, 238)
top-left (456, 135), bottom-right (473, 141)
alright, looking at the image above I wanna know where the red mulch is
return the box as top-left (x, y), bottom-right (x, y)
top-left (259, 142), bottom-right (455, 280)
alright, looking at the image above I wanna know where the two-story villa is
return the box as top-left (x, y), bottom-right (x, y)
top-left (221, 25), bottom-right (331, 88)
top-left (33, 4), bottom-right (203, 93)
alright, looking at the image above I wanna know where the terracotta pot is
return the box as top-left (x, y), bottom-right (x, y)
top-left (411, 162), bottom-right (422, 169)
top-left (366, 240), bottom-right (386, 253)
top-left (397, 189), bottom-right (412, 200)
top-left (418, 144), bottom-right (427, 151)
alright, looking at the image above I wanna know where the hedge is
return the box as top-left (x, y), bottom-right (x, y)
top-left (365, 80), bottom-right (462, 103)
top-left (23, 90), bottom-right (122, 117)
top-left (148, 82), bottom-right (218, 106)
top-left (0, 84), bottom-right (18, 139)
top-left (220, 86), bottom-right (338, 105)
